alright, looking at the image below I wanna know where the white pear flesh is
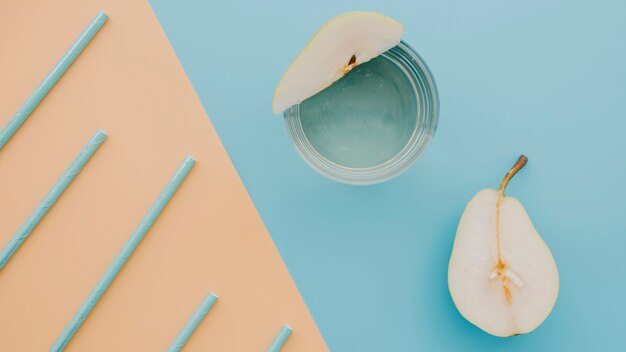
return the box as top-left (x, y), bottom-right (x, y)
top-left (272, 11), bottom-right (404, 114)
top-left (448, 188), bottom-right (559, 337)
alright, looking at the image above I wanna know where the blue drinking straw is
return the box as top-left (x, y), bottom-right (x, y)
top-left (50, 156), bottom-right (196, 352)
top-left (167, 292), bottom-right (219, 352)
top-left (0, 129), bottom-right (107, 271)
top-left (0, 11), bottom-right (108, 151)
top-left (267, 324), bottom-right (293, 352)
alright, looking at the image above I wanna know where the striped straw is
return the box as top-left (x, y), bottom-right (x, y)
top-left (50, 156), bottom-right (196, 352)
top-left (167, 292), bottom-right (219, 352)
top-left (0, 11), bottom-right (108, 150)
top-left (267, 324), bottom-right (293, 352)
top-left (0, 129), bottom-right (107, 271)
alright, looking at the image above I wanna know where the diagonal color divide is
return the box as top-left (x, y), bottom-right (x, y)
top-left (0, 0), bottom-right (327, 350)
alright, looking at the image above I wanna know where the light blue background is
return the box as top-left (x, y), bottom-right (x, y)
top-left (149, 1), bottom-right (626, 350)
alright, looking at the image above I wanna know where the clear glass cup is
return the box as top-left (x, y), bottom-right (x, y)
top-left (284, 41), bottom-right (439, 185)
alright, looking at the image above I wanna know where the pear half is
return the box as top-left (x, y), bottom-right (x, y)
top-left (272, 11), bottom-right (404, 113)
top-left (448, 156), bottom-right (559, 337)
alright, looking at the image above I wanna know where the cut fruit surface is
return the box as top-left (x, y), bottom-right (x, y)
top-left (448, 156), bottom-right (559, 337)
top-left (272, 11), bottom-right (404, 114)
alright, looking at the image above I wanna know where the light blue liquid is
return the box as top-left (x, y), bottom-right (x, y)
top-left (299, 55), bottom-right (418, 168)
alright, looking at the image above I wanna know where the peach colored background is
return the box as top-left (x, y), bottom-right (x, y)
top-left (0, 0), bottom-right (327, 350)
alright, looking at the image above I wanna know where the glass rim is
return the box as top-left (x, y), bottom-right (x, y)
top-left (284, 41), bottom-right (439, 185)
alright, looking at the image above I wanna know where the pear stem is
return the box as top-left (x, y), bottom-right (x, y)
top-left (494, 155), bottom-right (528, 304)
top-left (498, 155), bottom-right (528, 195)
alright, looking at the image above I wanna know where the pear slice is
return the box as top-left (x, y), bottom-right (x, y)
top-left (272, 11), bottom-right (404, 114)
top-left (448, 156), bottom-right (559, 337)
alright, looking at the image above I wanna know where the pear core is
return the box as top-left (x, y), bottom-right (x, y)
top-left (272, 12), bottom-right (404, 114)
